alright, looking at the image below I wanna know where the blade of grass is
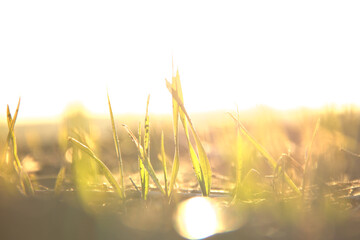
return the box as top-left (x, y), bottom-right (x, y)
top-left (233, 123), bottom-right (244, 200)
top-left (7, 98), bottom-right (21, 135)
top-left (174, 72), bottom-right (212, 194)
top-left (273, 155), bottom-right (287, 194)
top-left (6, 102), bottom-right (34, 196)
top-left (172, 71), bottom-right (206, 191)
top-left (1, 98), bottom-right (20, 166)
top-left (68, 137), bottom-right (125, 199)
top-left (160, 131), bottom-right (168, 197)
top-left (166, 71), bottom-right (212, 196)
top-left (166, 75), bottom-right (208, 195)
top-left (169, 74), bottom-right (204, 189)
top-left (168, 72), bottom-right (180, 198)
top-left (7, 106), bottom-right (20, 173)
top-left (142, 95), bottom-right (151, 199)
top-left (54, 166), bottom-right (66, 196)
top-left (166, 77), bottom-right (203, 188)
top-left (122, 124), bottom-right (165, 195)
top-left (144, 95), bottom-right (150, 159)
top-left (242, 169), bottom-right (261, 187)
top-left (302, 118), bottom-right (320, 195)
top-left (107, 93), bottom-right (126, 198)
top-left (138, 122), bottom-right (149, 200)
top-left (232, 168), bottom-right (262, 203)
top-left (229, 113), bottom-right (301, 195)
top-left (280, 153), bottom-right (304, 172)
top-left (340, 148), bottom-right (360, 159)
top-left (129, 177), bottom-right (141, 194)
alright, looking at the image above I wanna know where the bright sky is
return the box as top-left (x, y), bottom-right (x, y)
top-left (1, 1), bottom-right (360, 119)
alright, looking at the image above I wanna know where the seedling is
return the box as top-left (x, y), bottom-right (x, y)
top-left (68, 137), bottom-right (125, 199)
top-left (229, 113), bottom-right (301, 195)
top-left (166, 70), bottom-right (212, 196)
top-left (107, 93), bottom-right (126, 198)
top-left (5, 99), bottom-right (34, 196)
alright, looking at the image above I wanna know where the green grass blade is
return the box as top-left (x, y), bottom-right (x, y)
top-left (122, 124), bottom-right (165, 195)
top-left (192, 129), bottom-right (212, 196)
top-left (6, 98), bottom-right (21, 162)
top-left (54, 166), bottom-right (66, 196)
top-left (229, 113), bottom-right (276, 166)
top-left (68, 137), bottom-right (125, 199)
top-left (167, 73), bottom-right (180, 197)
top-left (143, 96), bottom-right (151, 199)
top-left (242, 169), bottom-right (261, 187)
top-left (160, 131), bottom-right (168, 197)
top-left (6, 98), bottom-right (20, 135)
top-left (172, 72), bottom-right (212, 195)
top-left (166, 79), bottom-right (202, 190)
top-left (6, 102), bottom-right (34, 196)
top-left (166, 75), bottom-right (207, 195)
top-left (233, 126), bottom-right (244, 200)
top-left (129, 177), bottom-right (141, 193)
top-left (229, 113), bottom-right (301, 195)
top-left (107, 93), bottom-right (126, 198)
top-left (168, 146), bottom-right (179, 197)
top-left (302, 118), bottom-right (320, 194)
top-left (173, 72), bottom-right (205, 190)
top-left (6, 106), bottom-right (21, 172)
top-left (138, 122), bottom-right (149, 200)
top-left (144, 95), bottom-right (150, 157)
top-left (166, 71), bottom-right (212, 196)
top-left (1, 98), bottom-right (20, 164)
top-left (234, 168), bottom-right (262, 201)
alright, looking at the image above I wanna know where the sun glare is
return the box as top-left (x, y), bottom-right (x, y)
top-left (174, 197), bottom-right (218, 240)
top-left (1, 1), bottom-right (359, 119)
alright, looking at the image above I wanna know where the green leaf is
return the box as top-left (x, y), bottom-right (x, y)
top-left (6, 100), bottom-right (34, 196)
top-left (144, 95), bottom-right (150, 157)
top-left (54, 166), bottom-right (66, 196)
top-left (107, 93), bottom-right (126, 198)
top-left (229, 113), bottom-right (301, 195)
top-left (233, 169), bottom-right (261, 201)
top-left (138, 122), bottom-right (149, 200)
top-left (160, 131), bottom-right (168, 197)
top-left (68, 137), bottom-right (125, 199)
top-left (233, 125), bottom-right (244, 200)
top-left (302, 118), bottom-right (320, 194)
top-left (166, 70), bottom-right (212, 196)
top-left (122, 124), bottom-right (165, 195)
top-left (168, 73), bottom-right (180, 197)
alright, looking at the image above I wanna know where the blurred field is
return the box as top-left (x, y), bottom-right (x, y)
top-left (2, 104), bottom-right (360, 240)
top-left (2, 104), bottom-right (360, 190)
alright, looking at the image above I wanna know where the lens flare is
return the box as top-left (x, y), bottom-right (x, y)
top-left (174, 197), bottom-right (218, 239)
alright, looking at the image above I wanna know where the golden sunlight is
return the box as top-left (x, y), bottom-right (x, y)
top-left (174, 197), bottom-right (218, 240)
top-left (1, 1), bottom-right (360, 119)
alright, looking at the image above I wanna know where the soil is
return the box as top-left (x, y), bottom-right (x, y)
top-left (1, 177), bottom-right (360, 240)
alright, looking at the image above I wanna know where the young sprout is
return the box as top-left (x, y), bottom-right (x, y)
top-left (107, 93), bottom-right (126, 198)
top-left (302, 118), bottom-right (320, 195)
top-left (229, 113), bottom-right (301, 195)
top-left (122, 124), bottom-right (165, 196)
top-left (6, 99), bottom-right (34, 196)
top-left (160, 131), bottom-right (169, 197)
top-left (54, 166), bottom-right (66, 196)
top-left (166, 70), bottom-right (212, 196)
top-left (138, 122), bottom-right (149, 200)
top-left (68, 137), bottom-right (125, 199)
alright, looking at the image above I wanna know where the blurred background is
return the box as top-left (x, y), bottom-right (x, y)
top-left (1, 0), bottom-right (360, 191)
top-left (2, 104), bottom-right (360, 192)
top-left (1, 0), bottom-right (360, 120)
top-left (2, 2), bottom-right (360, 240)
